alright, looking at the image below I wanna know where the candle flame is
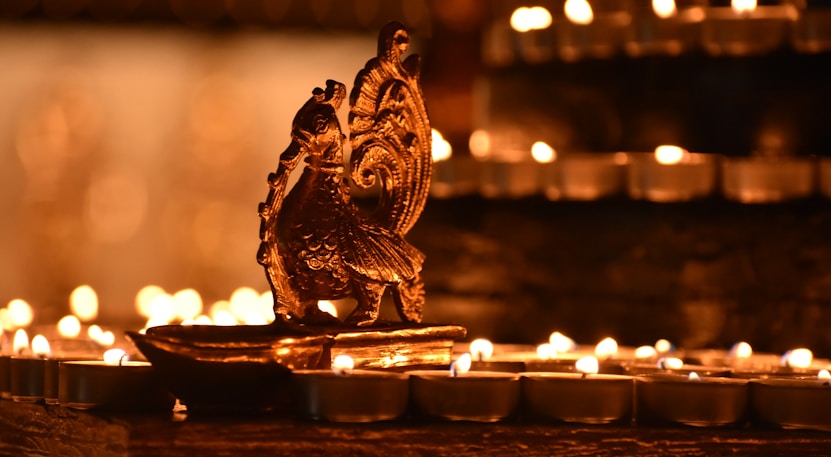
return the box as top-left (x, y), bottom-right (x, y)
top-left (88, 324), bottom-right (104, 341)
top-left (654, 145), bottom-right (689, 165)
top-left (230, 287), bottom-right (261, 323)
top-left (31, 334), bottom-right (50, 358)
top-left (658, 357), bottom-right (684, 370)
top-left (729, 341), bottom-right (753, 359)
top-left (450, 353), bottom-right (472, 377)
top-left (135, 285), bottom-right (166, 318)
top-left (510, 6), bottom-right (553, 33)
top-left (635, 345), bottom-right (658, 359)
top-left (531, 141), bottom-right (556, 163)
top-left (13, 329), bottom-right (29, 355)
top-left (469, 338), bottom-right (494, 362)
top-left (469, 130), bottom-right (491, 160)
top-left (7, 299), bottom-right (34, 328)
top-left (818, 369), bottom-right (831, 381)
top-left (332, 354), bottom-right (355, 375)
top-left (57, 315), bottom-right (82, 338)
top-left (564, 0), bottom-right (594, 25)
top-left (594, 337), bottom-right (618, 359)
top-left (432, 129), bottom-right (452, 162)
top-left (654, 339), bottom-right (673, 354)
top-left (70, 285), bottom-right (99, 322)
top-left (782, 348), bottom-right (813, 369)
top-left (317, 300), bottom-right (338, 318)
top-left (652, 0), bottom-right (677, 19)
top-left (732, 0), bottom-right (756, 14)
top-left (536, 343), bottom-right (554, 360)
top-left (549, 331), bottom-right (577, 353)
top-left (103, 348), bottom-right (128, 366)
top-left (172, 288), bottom-right (203, 321)
top-left (688, 371), bottom-right (702, 382)
top-left (575, 355), bottom-right (599, 375)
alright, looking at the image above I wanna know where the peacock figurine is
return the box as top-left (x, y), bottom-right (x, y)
top-left (257, 22), bottom-right (432, 327)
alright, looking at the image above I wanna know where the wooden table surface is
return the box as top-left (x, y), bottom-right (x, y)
top-left (2, 400), bottom-right (831, 457)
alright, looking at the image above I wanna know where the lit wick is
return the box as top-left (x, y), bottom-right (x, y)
top-left (575, 356), bottom-right (599, 379)
top-left (450, 353), bottom-right (472, 378)
top-left (469, 338), bottom-right (494, 363)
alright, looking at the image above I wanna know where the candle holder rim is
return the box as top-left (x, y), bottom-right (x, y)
top-left (292, 369), bottom-right (409, 379)
top-left (407, 369), bottom-right (520, 380)
top-left (520, 371), bottom-right (633, 381)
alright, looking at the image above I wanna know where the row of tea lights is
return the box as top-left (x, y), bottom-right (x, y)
top-left (289, 336), bottom-right (831, 431)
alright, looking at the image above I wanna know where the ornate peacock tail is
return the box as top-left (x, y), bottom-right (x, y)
top-left (348, 22), bottom-right (432, 236)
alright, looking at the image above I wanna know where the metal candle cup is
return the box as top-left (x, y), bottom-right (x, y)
top-left (408, 370), bottom-right (520, 422)
top-left (58, 360), bottom-right (174, 411)
top-left (627, 151), bottom-right (717, 202)
top-left (0, 355), bottom-right (11, 399)
top-left (9, 356), bottom-right (47, 402)
top-left (292, 369), bottom-right (410, 422)
top-left (635, 374), bottom-right (749, 427)
top-left (521, 372), bottom-right (634, 424)
top-left (750, 377), bottom-right (831, 431)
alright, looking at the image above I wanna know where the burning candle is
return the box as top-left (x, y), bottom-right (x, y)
top-left (750, 369), bottom-right (831, 431)
top-left (291, 355), bottom-right (410, 422)
top-left (409, 353), bottom-right (521, 422)
top-left (521, 355), bottom-right (634, 424)
top-left (627, 148), bottom-right (717, 202)
top-left (58, 348), bottom-right (174, 411)
top-left (10, 333), bottom-right (50, 402)
top-left (635, 371), bottom-right (749, 427)
top-left (468, 338), bottom-right (525, 373)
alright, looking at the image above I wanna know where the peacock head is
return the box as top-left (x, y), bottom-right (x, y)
top-left (290, 80), bottom-right (346, 155)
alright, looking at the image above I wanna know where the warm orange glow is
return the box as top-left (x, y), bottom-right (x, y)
top-left (531, 141), bottom-right (556, 163)
top-left (450, 353), bottom-right (472, 376)
top-left (70, 285), bottom-right (98, 322)
top-left (13, 329), bottom-right (29, 355)
top-left (510, 6), bottom-right (553, 32)
top-left (103, 348), bottom-right (128, 365)
top-left (819, 369), bottom-right (831, 381)
top-left (688, 371), bottom-right (702, 381)
top-left (575, 356), bottom-right (599, 375)
top-left (732, 0), bottom-right (757, 14)
top-left (317, 300), bottom-right (338, 318)
top-left (135, 285), bottom-right (166, 318)
top-left (468, 129), bottom-right (492, 160)
top-left (88, 324), bottom-right (103, 341)
top-left (7, 299), bottom-right (34, 328)
top-left (172, 288), bottom-right (203, 321)
top-left (654, 145), bottom-right (689, 165)
top-left (212, 309), bottom-right (237, 326)
top-left (654, 339), bottom-right (673, 353)
top-left (652, 0), bottom-right (677, 19)
top-left (230, 287), bottom-right (261, 322)
top-left (635, 345), bottom-right (658, 359)
top-left (536, 343), bottom-right (554, 360)
top-left (549, 331), bottom-right (576, 353)
top-left (97, 330), bottom-right (115, 346)
top-left (431, 129), bottom-right (452, 162)
top-left (564, 0), bottom-right (594, 25)
top-left (148, 293), bottom-right (176, 324)
top-left (57, 315), bottom-right (82, 338)
top-left (469, 338), bottom-right (494, 361)
top-left (730, 341), bottom-right (753, 359)
top-left (332, 354), bottom-right (355, 375)
top-left (783, 348), bottom-right (813, 368)
top-left (594, 337), bottom-right (618, 359)
top-left (659, 357), bottom-right (684, 369)
top-left (31, 334), bottom-right (50, 358)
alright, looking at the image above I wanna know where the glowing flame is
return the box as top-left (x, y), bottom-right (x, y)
top-left (564, 0), bottom-right (594, 25)
top-left (450, 353), bottom-right (472, 377)
top-left (510, 6), bottom-right (553, 33)
top-left (635, 345), bottom-right (658, 359)
top-left (212, 309), bottom-right (237, 326)
top-left (549, 331), bottom-right (577, 353)
top-left (13, 329), bottom-right (29, 355)
top-left (332, 354), bottom-right (355, 375)
top-left (103, 348), bottom-right (128, 366)
top-left (7, 299), bottom-right (34, 328)
top-left (658, 357), bottom-right (684, 370)
top-left (88, 324), bottom-right (103, 341)
top-left (536, 343), bottom-right (554, 360)
top-left (469, 129), bottom-right (491, 160)
top-left (147, 293), bottom-right (176, 325)
top-left (432, 129), bottom-right (452, 162)
top-left (688, 371), bottom-right (702, 382)
top-left (652, 0), bottom-right (677, 19)
top-left (654, 145), bottom-right (689, 165)
top-left (172, 288), bottom-right (203, 321)
top-left (818, 369), bottom-right (831, 381)
top-left (57, 315), bottom-right (82, 338)
top-left (193, 315), bottom-right (213, 325)
top-left (97, 330), bottom-right (115, 347)
top-left (230, 287), bottom-right (261, 322)
top-left (31, 334), bottom-right (50, 358)
top-left (595, 337), bottom-right (618, 359)
top-left (654, 339), bottom-right (673, 354)
top-left (732, 0), bottom-right (757, 14)
top-left (575, 356), bottom-right (599, 375)
top-left (135, 285), bottom-right (166, 318)
top-left (70, 285), bottom-right (98, 322)
top-left (730, 341), bottom-right (753, 359)
top-left (614, 152), bottom-right (630, 165)
top-left (470, 338), bottom-right (494, 362)
top-left (782, 348), bottom-right (813, 369)
top-left (531, 141), bottom-right (556, 163)
top-left (317, 300), bottom-right (338, 318)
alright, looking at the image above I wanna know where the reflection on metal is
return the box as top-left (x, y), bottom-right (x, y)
top-left (258, 21), bottom-right (432, 327)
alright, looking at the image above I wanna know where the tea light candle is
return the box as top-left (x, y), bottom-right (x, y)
top-left (521, 355), bottom-right (634, 424)
top-left (292, 355), bottom-right (410, 422)
top-left (627, 148), bottom-right (717, 202)
top-left (750, 369), bottom-right (831, 431)
top-left (626, 356), bottom-right (731, 377)
top-left (635, 372), bottom-right (749, 427)
top-left (10, 333), bottom-right (50, 402)
top-left (58, 348), bottom-right (174, 411)
top-left (0, 355), bottom-right (10, 399)
top-left (469, 339), bottom-right (525, 373)
top-left (409, 353), bottom-right (521, 422)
